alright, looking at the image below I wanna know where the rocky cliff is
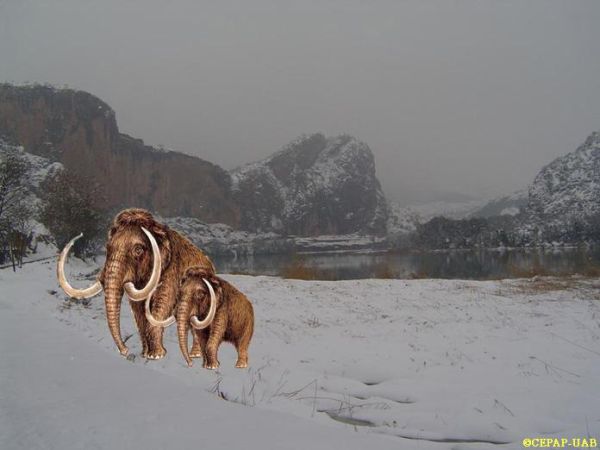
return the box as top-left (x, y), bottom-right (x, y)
top-left (231, 133), bottom-right (388, 235)
top-left (0, 85), bottom-right (389, 236)
top-left (528, 131), bottom-right (600, 224)
top-left (0, 84), bottom-right (239, 225)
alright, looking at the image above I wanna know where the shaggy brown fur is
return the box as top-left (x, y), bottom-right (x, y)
top-left (98, 208), bottom-right (215, 359)
top-left (177, 267), bottom-right (254, 369)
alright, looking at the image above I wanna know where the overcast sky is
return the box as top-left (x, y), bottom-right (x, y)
top-left (1, 0), bottom-right (599, 204)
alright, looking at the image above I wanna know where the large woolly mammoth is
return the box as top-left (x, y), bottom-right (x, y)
top-left (57, 208), bottom-right (216, 359)
top-left (176, 267), bottom-right (254, 369)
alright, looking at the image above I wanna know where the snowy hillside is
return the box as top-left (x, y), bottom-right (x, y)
top-left (231, 133), bottom-right (388, 236)
top-left (529, 131), bottom-right (600, 223)
top-left (387, 199), bottom-right (487, 235)
top-left (0, 137), bottom-right (62, 209)
top-left (386, 201), bottom-right (422, 234)
top-left (470, 190), bottom-right (528, 218)
top-left (2, 260), bottom-right (599, 449)
top-left (162, 216), bottom-right (295, 256)
top-left (0, 138), bottom-right (62, 262)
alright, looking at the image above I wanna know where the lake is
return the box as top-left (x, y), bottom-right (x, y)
top-left (212, 247), bottom-right (600, 281)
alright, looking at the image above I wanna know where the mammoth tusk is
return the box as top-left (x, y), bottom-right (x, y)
top-left (124, 227), bottom-right (161, 302)
top-left (144, 286), bottom-right (175, 327)
top-left (190, 278), bottom-right (217, 330)
top-left (57, 233), bottom-right (103, 299)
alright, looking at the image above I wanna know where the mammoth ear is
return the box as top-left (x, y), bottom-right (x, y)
top-left (149, 222), bottom-right (171, 268)
top-left (210, 275), bottom-right (222, 288)
top-left (149, 221), bottom-right (168, 241)
top-left (207, 275), bottom-right (223, 296)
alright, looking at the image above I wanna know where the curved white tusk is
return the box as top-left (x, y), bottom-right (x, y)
top-left (144, 285), bottom-right (175, 327)
top-left (124, 227), bottom-right (161, 302)
top-left (57, 233), bottom-right (103, 299)
top-left (190, 278), bottom-right (217, 330)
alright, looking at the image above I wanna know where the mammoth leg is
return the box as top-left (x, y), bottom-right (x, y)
top-left (234, 325), bottom-right (253, 369)
top-left (129, 300), bottom-right (150, 356)
top-left (205, 312), bottom-right (226, 370)
top-left (146, 283), bottom-right (176, 360)
top-left (190, 329), bottom-right (208, 359)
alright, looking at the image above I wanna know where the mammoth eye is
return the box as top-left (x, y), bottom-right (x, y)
top-left (133, 244), bottom-right (145, 257)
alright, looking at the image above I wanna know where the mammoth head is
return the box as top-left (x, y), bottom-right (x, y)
top-left (176, 267), bottom-right (221, 367)
top-left (180, 267), bottom-right (222, 306)
top-left (102, 208), bottom-right (171, 297)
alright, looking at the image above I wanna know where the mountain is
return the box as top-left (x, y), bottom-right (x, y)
top-left (230, 133), bottom-right (388, 235)
top-left (0, 84), bottom-right (388, 237)
top-left (528, 131), bottom-right (600, 224)
top-left (469, 190), bottom-right (528, 218)
top-left (387, 198), bottom-right (492, 236)
top-left (0, 84), bottom-right (239, 226)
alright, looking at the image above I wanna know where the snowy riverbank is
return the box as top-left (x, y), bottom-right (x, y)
top-left (1, 260), bottom-right (599, 449)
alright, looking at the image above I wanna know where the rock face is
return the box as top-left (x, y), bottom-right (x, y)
top-left (0, 85), bottom-right (389, 236)
top-left (230, 133), bottom-right (388, 235)
top-left (0, 84), bottom-right (239, 225)
top-left (528, 131), bottom-right (600, 223)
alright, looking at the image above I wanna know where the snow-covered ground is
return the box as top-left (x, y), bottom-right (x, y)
top-left (2, 260), bottom-right (599, 449)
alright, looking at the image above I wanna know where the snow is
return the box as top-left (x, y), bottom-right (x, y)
top-left (0, 138), bottom-right (63, 210)
top-left (2, 260), bottom-right (600, 449)
top-left (499, 207), bottom-right (520, 217)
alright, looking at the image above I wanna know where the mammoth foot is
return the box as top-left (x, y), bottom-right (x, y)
top-left (189, 349), bottom-right (204, 359)
top-left (204, 360), bottom-right (220, 370)
top-left (235, 360), bottom-right (248, 369)
top-left (144, 347), bottom-right (167, 360)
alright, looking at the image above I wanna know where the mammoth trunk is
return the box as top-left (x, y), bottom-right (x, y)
top-left (103, 252), bottom-right (129, 356)
top-left (177, 298), bottom-right (193, 367)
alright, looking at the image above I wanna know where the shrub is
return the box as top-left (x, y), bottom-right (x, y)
top-left (39, 169), bottom-right (107, 257)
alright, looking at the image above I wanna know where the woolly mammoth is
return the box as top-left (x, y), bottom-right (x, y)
top-left (57, 208), bottom-right (216, 359)
top-left (176, 267), bottom-right (254, 369)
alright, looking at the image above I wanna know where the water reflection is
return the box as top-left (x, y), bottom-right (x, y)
top-left (212, 248), bottom-right (600, 281)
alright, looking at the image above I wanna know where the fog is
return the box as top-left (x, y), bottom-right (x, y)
top-left (1, 0), bottom-right (599, 204)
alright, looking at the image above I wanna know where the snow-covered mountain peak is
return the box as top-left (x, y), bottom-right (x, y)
top-left (528, 130), bottom-right (600, 222)
top-left (230, 133), bottom-right (388, 235)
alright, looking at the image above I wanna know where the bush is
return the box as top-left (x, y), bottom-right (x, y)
top-left (39, 169), bottom-right (107, 257)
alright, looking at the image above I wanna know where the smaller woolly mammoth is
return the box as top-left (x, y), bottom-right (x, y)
top-left (177, 267), bottom-right (254, 369)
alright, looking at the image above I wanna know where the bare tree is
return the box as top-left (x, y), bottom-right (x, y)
top-left (0, 150), bottom-right (32, 269)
